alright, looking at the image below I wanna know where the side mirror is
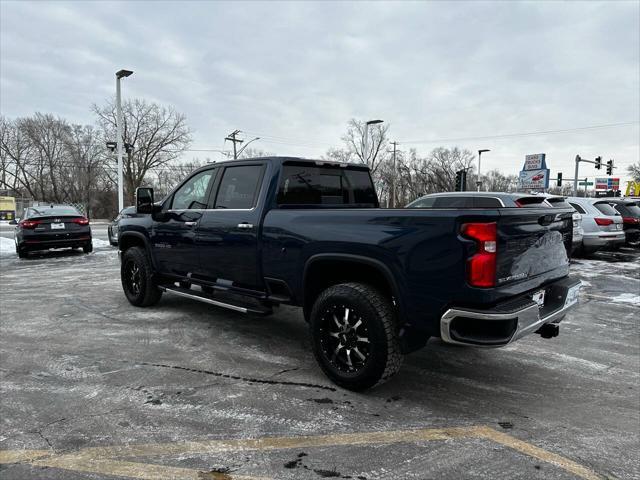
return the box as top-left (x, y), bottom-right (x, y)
top-left (136, 187), bottom-right (154, 214)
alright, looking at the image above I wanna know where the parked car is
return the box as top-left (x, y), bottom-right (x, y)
top-left (108, 206), bottom-right (138, 246)
top-left (14, 204), bottom-right (92, 258)
top-left (405, 191), bottom-right (554, 209)
top-left (118, 158), bottom-right (580, 391)
top-left (537, 194), bottom-right (583, 255)
top-left (566, 197), bottom-right (625, 255)
top-left (607, 199), bottom-right (640, 246)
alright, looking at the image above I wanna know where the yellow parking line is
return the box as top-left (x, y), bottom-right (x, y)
top-left (474, 426), bottom-right (602, 480)
top-left (1, 425), bottom-right (603, 480)
top-left (0, 449), bottom-right (51, 464)
top-left (61, 426), bottom-right (474, 460)
top-left (33, 456), bottom-right (271, 480)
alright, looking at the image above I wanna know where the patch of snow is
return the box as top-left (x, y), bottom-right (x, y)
top-left (610, 293), bottom-right (640, 306)
top-left (0, 237), bottom-right (15, 256)
top-left (92, 238), bottom-right (112, 249)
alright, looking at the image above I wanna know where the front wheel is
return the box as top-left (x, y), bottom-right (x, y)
top-left (121, 246), bottom-right (162, 307)
top-left (309, 283), bottom-right (402, 391)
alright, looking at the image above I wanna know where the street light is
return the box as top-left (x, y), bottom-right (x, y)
top-left (477, 149), bottom-right (490, 191)
top-left (235, 137), bottom-right (260, 159)
top-left (116, 69), bottom-right (133, 211)
top-left (362, 119), bottom-right (384, 167)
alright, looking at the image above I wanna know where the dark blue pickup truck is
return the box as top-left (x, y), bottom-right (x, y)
top-left (119, 157), bottom-right (581, 390)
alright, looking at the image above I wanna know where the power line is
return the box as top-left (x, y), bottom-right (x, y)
top-left (401, 121), bottom-right (639, 145)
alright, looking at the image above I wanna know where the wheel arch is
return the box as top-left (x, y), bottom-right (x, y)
top-left (118, 232), bottom-right (157, 269)
top-left (302, 254), bottom-right (403, 321)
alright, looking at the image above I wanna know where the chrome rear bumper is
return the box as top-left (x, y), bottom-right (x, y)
top-left (440, 277), bottom-right (582, 347)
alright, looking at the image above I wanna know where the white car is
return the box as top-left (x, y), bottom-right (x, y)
top-left (566, 197), bottom-right (625, 255)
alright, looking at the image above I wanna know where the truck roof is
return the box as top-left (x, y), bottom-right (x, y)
top-left (191, 156), bottom-right (370, 172)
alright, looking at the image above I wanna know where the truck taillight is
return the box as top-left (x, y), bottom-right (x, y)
top-left (19, 219), bottom-right (40, 229)
top-left (72, 217), bottom-right (90, 226)
top-left (461, 222), bottom-right (497, 288)
top-left (594, 217), bottom-right (613, 226)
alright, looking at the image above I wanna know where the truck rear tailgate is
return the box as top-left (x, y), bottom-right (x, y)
top-left (496, 207), bottom-right (573, 287)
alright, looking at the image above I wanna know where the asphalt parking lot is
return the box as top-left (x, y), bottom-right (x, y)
top-left (0, 241), bottom-right (638, 479)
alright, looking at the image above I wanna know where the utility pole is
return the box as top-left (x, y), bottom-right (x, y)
top-left (390, 141), bottom-right (398, 208)
top-left (225, 130), bottom-right (243, 159)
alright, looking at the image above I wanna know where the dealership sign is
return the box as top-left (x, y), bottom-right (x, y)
top-left (518, 153), bottom-right (549, 190)
top-left (595, 177), bottom-right (620, 191)
top-left (524, 153), bottom-right (546, 171)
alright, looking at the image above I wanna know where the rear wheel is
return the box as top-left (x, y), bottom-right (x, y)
top-left (121, 246), bottom-right (162, 307)
top-left (16, 243), bottom-right (27, 259)
top-left (310, 283), bottom-right (402, 391)
top-left (83, 242), bottom-right (93, 254)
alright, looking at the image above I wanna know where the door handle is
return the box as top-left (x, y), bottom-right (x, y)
top-left (184, 221), bottom-right (198, 227)
top-left (237, 223), bottom-right (253, 229)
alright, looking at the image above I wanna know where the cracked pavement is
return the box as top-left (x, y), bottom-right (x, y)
top-left (0, 246), bottom-right (638, 479)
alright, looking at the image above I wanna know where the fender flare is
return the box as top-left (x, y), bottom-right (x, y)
top-left (118, 231), bottom-right (157, 269)
top-left (302, 253), bottom-right (404, 317)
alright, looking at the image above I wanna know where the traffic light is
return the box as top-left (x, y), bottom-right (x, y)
top-left (557, 172), bottom-right (562, 187)
top-left (455, 170), bottom-right (466, 191)
top-left (606, 160), bottom-right (613, 175)
top-left (595, 156), bottom-right (602, 170)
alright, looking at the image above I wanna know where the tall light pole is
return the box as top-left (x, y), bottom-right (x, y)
top-left (235, 137), bottom-right (260, 158)
top-left (477, 149), bottom-right (490, 191)
top-left (362, 119), bottom-right (384, 167)
top-left (116, 69), bottom-right (133, 211)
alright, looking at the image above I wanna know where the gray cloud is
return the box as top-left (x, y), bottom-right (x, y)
top-left (1, 0), bottom-right (638, 181)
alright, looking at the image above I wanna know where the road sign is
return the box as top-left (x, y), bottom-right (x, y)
top-left (579, 182), bottom-right (594, 186)
top-left (518, 169), bottom-right (549, 190)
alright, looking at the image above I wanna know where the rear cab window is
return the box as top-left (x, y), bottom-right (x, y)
top-left (277, 162), bottom-right (378, 207)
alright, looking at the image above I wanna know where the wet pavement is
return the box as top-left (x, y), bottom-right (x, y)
top-left (0, 245), bottom-right (638, 479)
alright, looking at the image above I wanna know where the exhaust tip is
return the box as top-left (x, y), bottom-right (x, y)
top-left (536, 323), bottom-right (559, 339)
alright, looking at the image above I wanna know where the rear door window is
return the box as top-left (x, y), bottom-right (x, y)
top-left (407, 197), bottom-right (436, 208)
top-left (473, 197), bottom-right (502, 208)
top-left (569, 202), bottom-right (586, 214)
top-left (215, 165), bottom-right (264, 209)
top-left (546, 197), bottom-right (573, 209)
top-left (593, 202), bottom-right (618, 216)
top-left (432, 196), bottom-right (473, 208)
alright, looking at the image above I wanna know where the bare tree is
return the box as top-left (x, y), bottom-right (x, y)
top-left (628, 161), bottom-right (640, 182)
top-left (325, 119), bottom-right (390, 176)
top-left (93, 98), bottom-right (192, 203)
top-left (63, 124), bottom-right (107, 216)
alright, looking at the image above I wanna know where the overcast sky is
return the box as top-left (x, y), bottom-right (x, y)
top-left (1, 0), bottom-right (638, 184)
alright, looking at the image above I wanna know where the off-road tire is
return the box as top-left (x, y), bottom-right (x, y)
top-left (310, 282), bottom-right (402, 391)
top-left (121, 246), bottom-right (162, 307)
top-left (83, 242), bottom-right (93, 254)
